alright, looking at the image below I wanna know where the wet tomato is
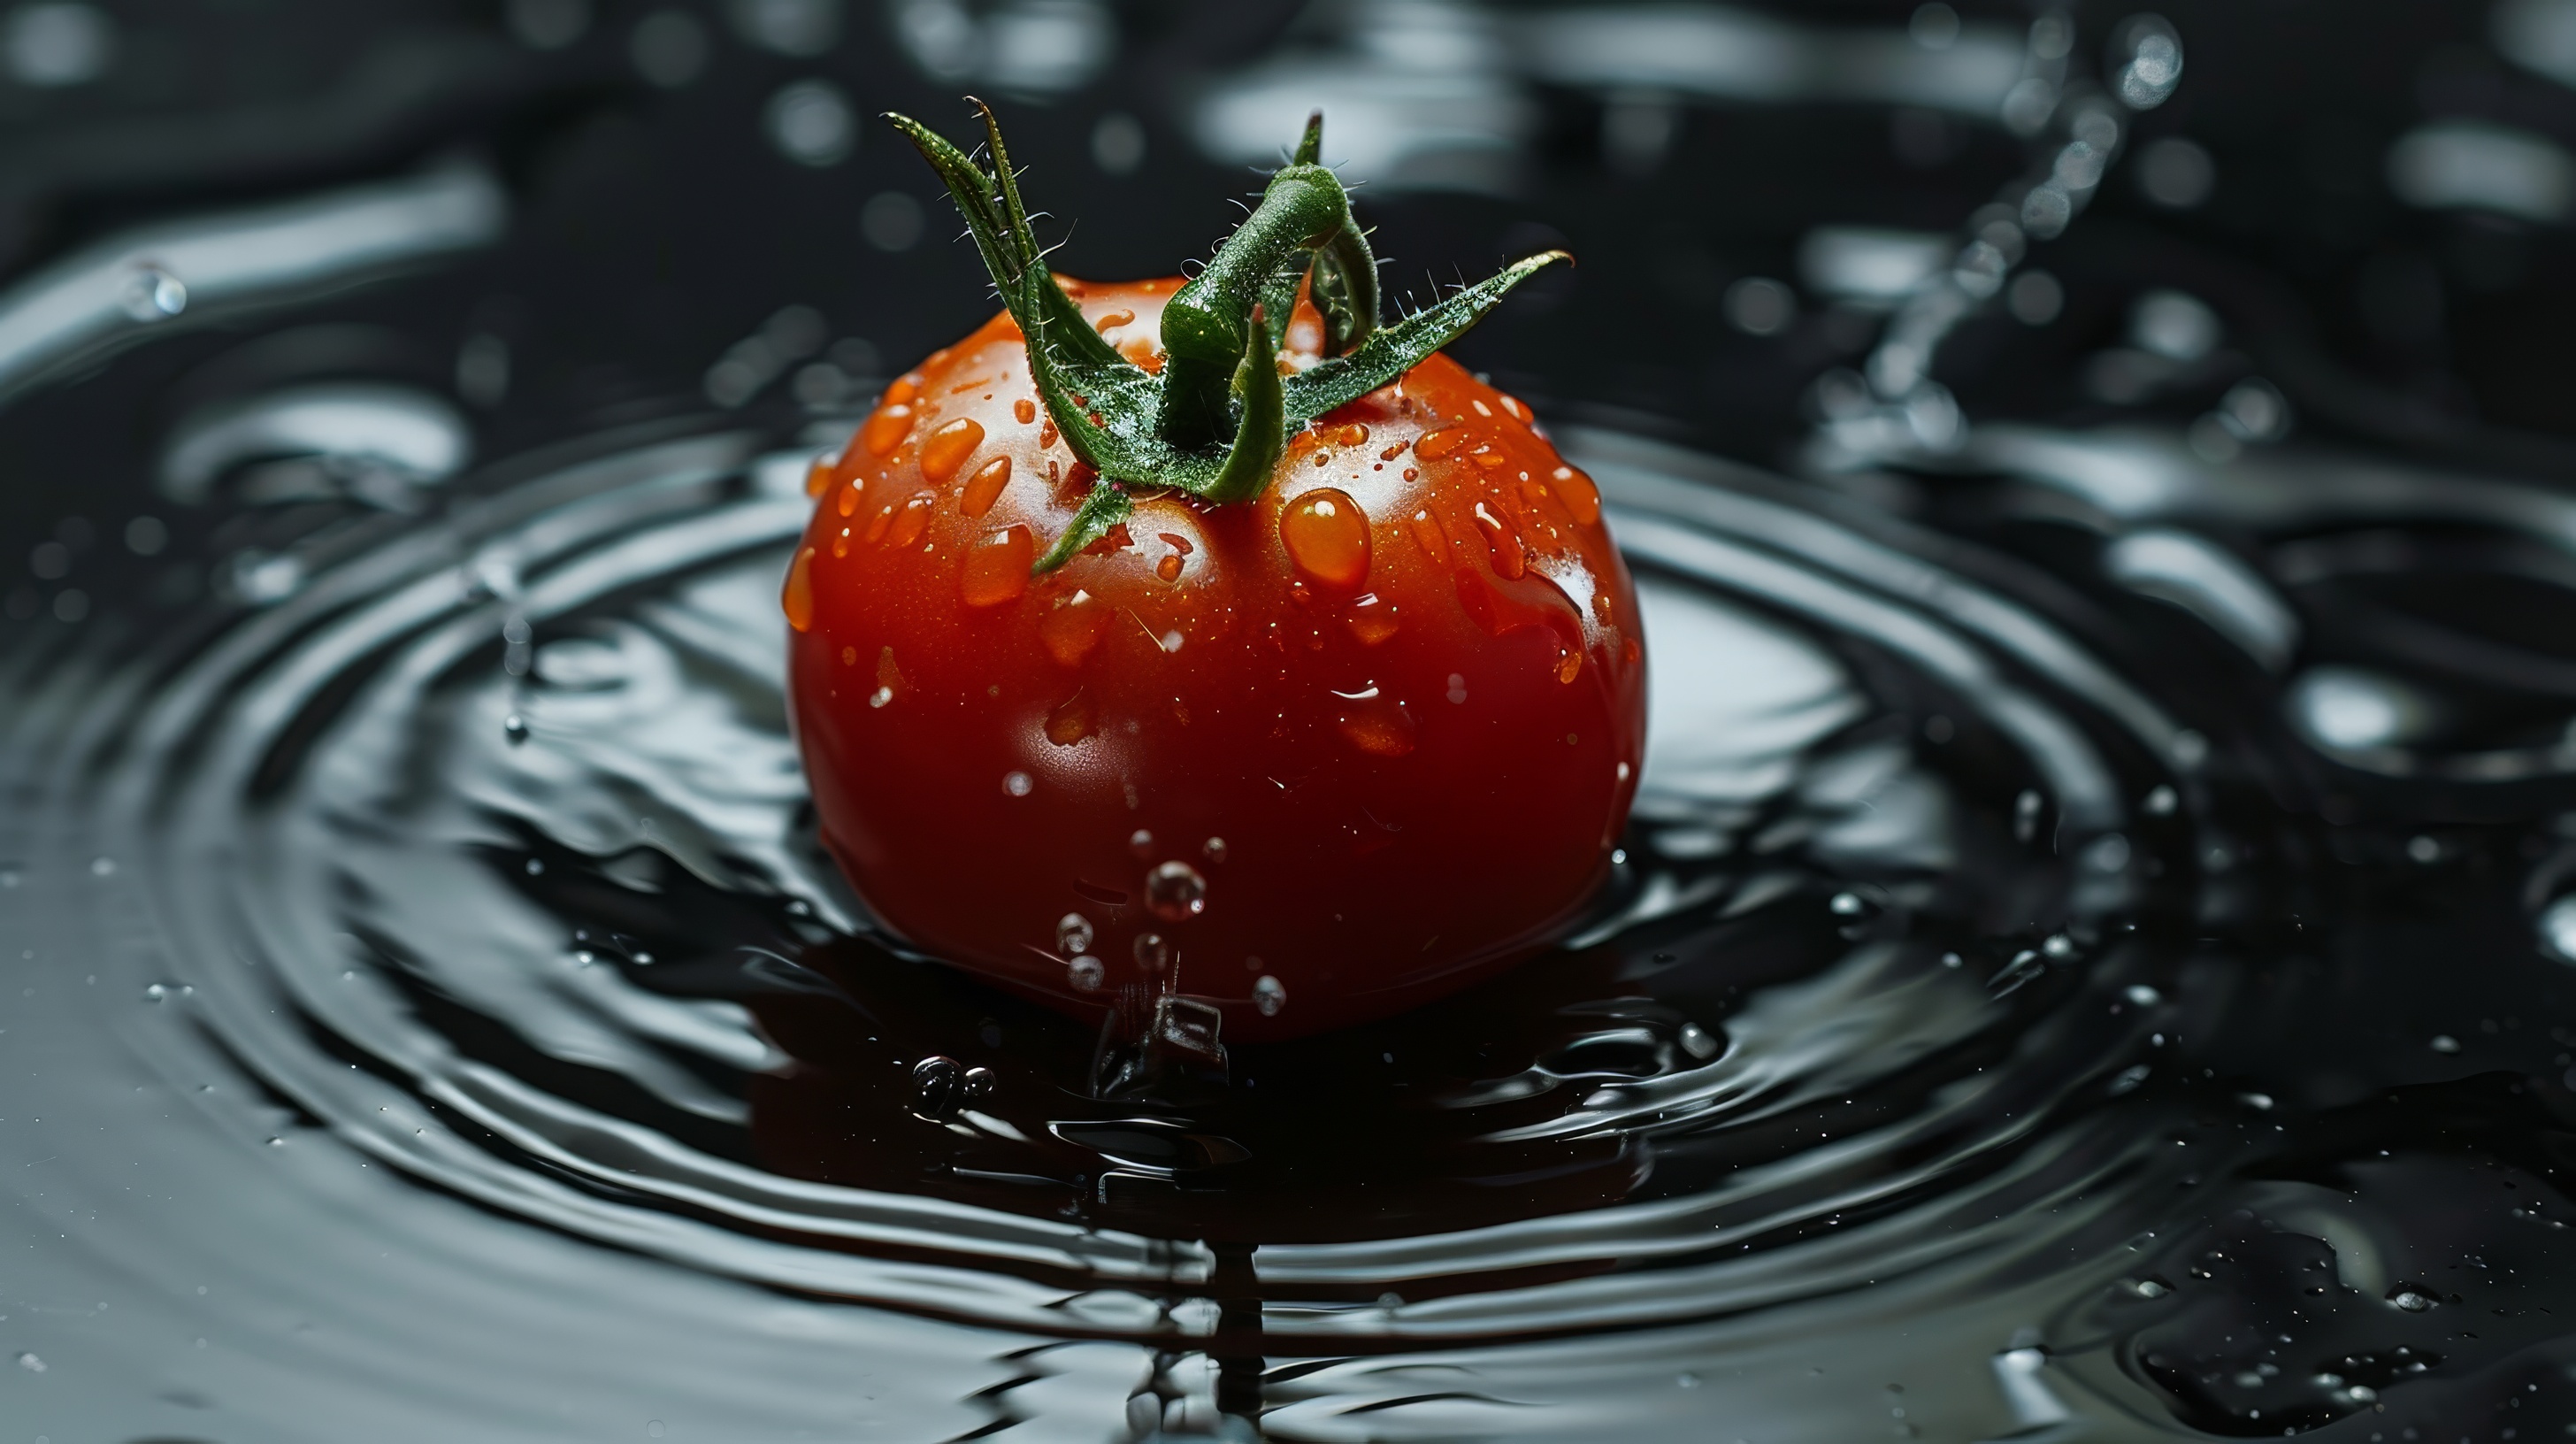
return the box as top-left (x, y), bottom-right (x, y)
top-left (783, 108), bottom-right (1644, 1041)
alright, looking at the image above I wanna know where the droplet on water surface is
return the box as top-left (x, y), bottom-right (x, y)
top-left (1252, 974), bottom-right (1286, 1017)
top-left (1146, 861), bottom-right (1208, 922)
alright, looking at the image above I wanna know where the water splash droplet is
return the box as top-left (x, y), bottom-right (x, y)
top-left (1202, 836), bottom-right (1228, 864)
top-left (1128, 829), bottom-right (1154, 858)
top-left (2388, 1287), bottom-right (2434, 1312)
top-left (1133, 933), bottom-right (1169, 972)
top-left (1146, 861), bottom-right (1207, 922)
top-left (1280, 488), bottom-right (1371, 591)
top-left (1067, 955), bottom-right (1104, 991)
top-left (908, 1056), bottom-right (966, 1121)
top-left (1252, 974), bottom-right (1286, 1017)
top-left (1001, 770), bottom-right (1032, 796)
top-left (1056, 913), bottom-right (1095, 955)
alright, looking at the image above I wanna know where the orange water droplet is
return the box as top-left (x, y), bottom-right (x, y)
top-left (919, 417), bottom-right (984, 484)
top-left (1346, 592), bottom-right (1399, 645)
top-left (1093, 308), bottom-right (1135, 333)
top-left (1453, 565), bottom-right (1585, 664)
top-left (1552, 465), bottom-right (1601, 525)
top-left (805, 456), bottom-right (834, 496)
top-left (1039, 419), bottom-right (1059, 450)
top-left (1472, 399), bottom-right (1493, 417)
top-left (1280, 487), bottom-right (1370, 592)
top-left (1013, 397), bottom-right (1037, 425)
top-left (1473, 450), bottom-right (1506, 470)
top-left (1401, 467), bottom-right (1419, 482)
top-left (832, 527), bottom-right (850, 558)
top-left (1083, 521), bottom-right (1133, 557)
top-left (884, 374), bottom-right (921, 406)
top-left (1039, 588), bottom-right (1108, 666)
top-left (1472, 501), bottom-right (1526, 579)
top-left (836, 481), bottom-right (862, 518)
top-left (862, 503), bottom-right (893, 546)
top-left (961, 525), bottom-right (1033, 608)
top-left (860, 403), bottom-right (915, 457)
top-left (1624, 635), bottom-right (1642, 665)
top-left (1156, 553), bottom-right (1182, 582)
top-left (1045, 687), bottom-right (1097, 745)
top-left (1329, 421), bottom-right (1370, 447)
top-left (886, 489), bottom-right (937, 549)
top-left (1592, 590), bottom-right (1614, 624)
top-left (781, 547), bottom-right (816, 631)
top-left (1118, 335), bottom-right (1162, 372)
top-left (1555, 647), bottom-right (1583, 684)
top-left (1378, 442), bottom-right (1407, 462)
top-left (1500, 393), bottom-right (1528, 420)
top-left (1407, 509), bottom-right (1446, 561)
top-left (961, 455), bottom-right (1012, 518)
top-left (1415, 426), bottom-right (1467, 459)
top-left (1333, 687), bottom-right (1415, 757)
top-left (1311, 450), bottom-right (1331, 468)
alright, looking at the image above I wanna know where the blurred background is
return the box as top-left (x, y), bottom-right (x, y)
top-left (3, 0), bottom-right (2573, 625)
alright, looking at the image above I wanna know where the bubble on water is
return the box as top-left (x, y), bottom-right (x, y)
top-left (1202, 836), bottom-right (1227, 864)
top-left (2387, 1287), bottom-right (2434, 1312)
top-left (502, 713), bottom-right (529, 745)
top-left (908, 1056), bottom-right (967, 1121)
top-left (962, 1065), bottom-right (995, 1102)
top-left (1067, 955), bottom-right (1104, 991)
top-left (1252, 974), bottom-right (1285, 1017)
top-left (1133, 933), bottom-right (1169, 972)
top-left (1056, 913), bottom-right (1094, 956)
top-left (1145, 861), bottom-right (1207, 922)
top-left (1002, 771), bottom-right (1032, 797)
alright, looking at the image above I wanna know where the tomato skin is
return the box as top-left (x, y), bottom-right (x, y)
top-left (786, 279), bottom-right (1645, 1041)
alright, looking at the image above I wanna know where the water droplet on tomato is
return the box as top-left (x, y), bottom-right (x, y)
top-left (781, 546), bottom-right (816, 631)
top-left (1280, 487), bottom-right (1370, 591)
top-left (1002, 770), bottom-right (1033, 796)
top-left (1471, 501), bottom-right (1526, 579)
top-left (1044, 687), bottom-right (1096, 745)
top-left (1037, 588), bottom-right (1107, 667)
top-left (1092, 308), bottom-right (1135, 332)
top-left (1252, 974), bottom-right (1286, 1017)
top-left (883, 374), bottom-right (920, 406)
top-left (804, 455), bottom-right (834, 497)
top-left (918, 417), bottom-right (984, 484)
top-left (1133, 933), bottom-right (1169, 972)
top-left (1346, 592), bottom-right (1399, 645)
top-left (1415, 426), bottom-right (1467, 459)
top-left (961, 456), bottom-right (1012, 518)
top-left (1156, 553), bottom-right (1182, 582)
top-left (1202, 836), bottom-right (1228, 864)
top-left (1013, 397), bottom-right (1037, 426)
top-left (859, 402), bottom-right (914, 457)
top-left (1057, 913), bottom-right (1095, 955)
top-left (1446, 672), bottom-right (1468, 703)
top-left (1128, 828), bottom-right (1154, 858)
top-left (1328, 421), bottom-right (1369, 447)
top-left (961, 525), bottom-right (1032, 607)
top-left (1067, 955), bottom-right (1104, 991)
top-left (886, 489), bottom-right (936, 549)
top-left (1333, 686), bottom-right (1415, 757)
top-left (1552, 465), bottom-right (1602, 524)
top-left (1146, 861), bottom-right (1207, 922)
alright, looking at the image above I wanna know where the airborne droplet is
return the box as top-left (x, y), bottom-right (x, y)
top-left (1067, 955), bottom-right (1104, 991)
top-left (908, 1056), bottom-right (966, 1121)
top-left (502, 713), bottom-right (529, 744)
top-left (1133, 933), bottom-right (1169, 972)
top-left (1146, 861), bottom-right (1208, 922)
top-left (1252, 974), bottom-right (1286, 1017)
top-left (1057, 913), bottom-right (1095, 955)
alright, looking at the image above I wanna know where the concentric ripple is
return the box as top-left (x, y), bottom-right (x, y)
top-left (6, 416), bottom-right (2575, 1441)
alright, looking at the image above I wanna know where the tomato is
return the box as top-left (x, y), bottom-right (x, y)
top-left (782, 108), bottom-right (1644, 1041)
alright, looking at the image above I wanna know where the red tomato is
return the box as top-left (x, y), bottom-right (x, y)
top-left (785, 280), bottom-right (1644, 1041)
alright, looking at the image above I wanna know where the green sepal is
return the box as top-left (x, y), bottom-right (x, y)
top-left (1283, 250), bottom-right (1570, 421)
top-left (1032, 479), bottom-right (1134, 573)
top-left (1156, 162), bottom-right (1350, 450)
top-left (1198, 307), bottom-right (1285, 505)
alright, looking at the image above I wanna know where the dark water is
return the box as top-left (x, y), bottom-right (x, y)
top-left (8, 392), bottom-right (2576, 1442)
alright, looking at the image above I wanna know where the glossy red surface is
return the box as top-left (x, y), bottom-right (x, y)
top-left (786, 279), bottom-right (1645, 1040)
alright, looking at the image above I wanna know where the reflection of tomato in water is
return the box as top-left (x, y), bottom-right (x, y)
top-left (782, 105), bottom-right (1644, 1041)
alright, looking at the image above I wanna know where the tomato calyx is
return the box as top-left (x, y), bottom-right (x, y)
top-left (885, 101), bottom-right (1572, 573)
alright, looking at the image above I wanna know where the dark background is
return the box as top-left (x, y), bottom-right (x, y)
top-left (0, 0), bottom-right (2570, 611)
